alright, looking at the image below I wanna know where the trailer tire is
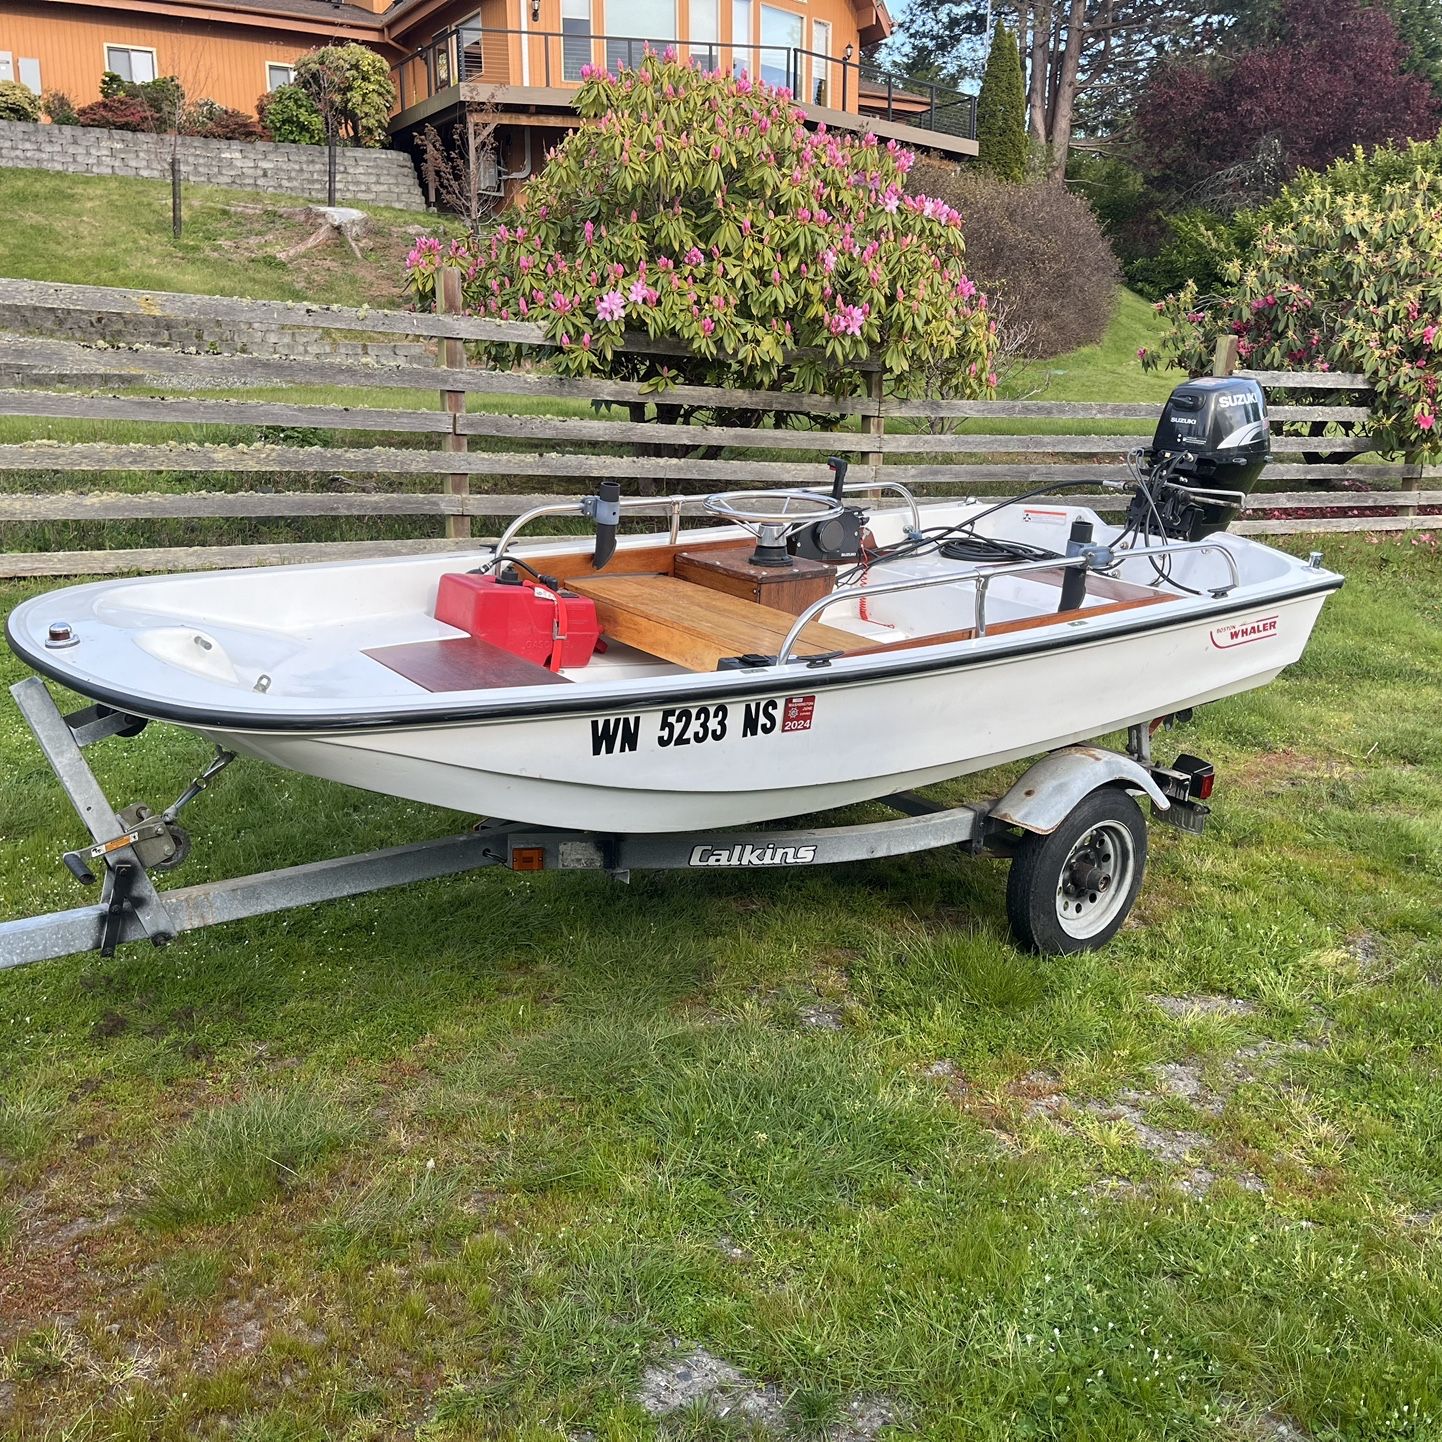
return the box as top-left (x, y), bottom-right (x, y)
top-left (1005, 787), bottom-right (1147, 955)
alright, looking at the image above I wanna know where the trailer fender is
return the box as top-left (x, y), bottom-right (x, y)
top-left (992, 746), bottom-right (1169, 835)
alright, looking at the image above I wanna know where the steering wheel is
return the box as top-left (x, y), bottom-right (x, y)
top-left (703, 489), bottom-right (846, 568)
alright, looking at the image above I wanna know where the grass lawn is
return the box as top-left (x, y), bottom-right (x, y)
top-left (1011, 290), bottom-right (1176, 407)
top-left (0, 169), bottom-right (447, 309)
top-left (0, 531), bottom-right (1439, 1440)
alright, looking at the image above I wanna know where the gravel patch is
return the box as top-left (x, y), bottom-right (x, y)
top-left (636, 1347), bottom-right (899, 1438)
top-left (638, 1348), bottom-right (789, 1430)
top-left (1149, 994), bottom-right (1258, 1020)
top-left (798, 1001), bottom-right (845, 1031)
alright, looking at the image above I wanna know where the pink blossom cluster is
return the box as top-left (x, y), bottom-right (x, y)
top-left (402, 50), bottom-right (995, 395)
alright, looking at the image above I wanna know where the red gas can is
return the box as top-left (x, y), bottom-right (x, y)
top-left (435, 571), bottom-right (600, 671)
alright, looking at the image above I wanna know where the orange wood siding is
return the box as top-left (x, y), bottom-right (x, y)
top-left (392, 0), bottom-right (865, 110)
top-left (0, 1), bottom-right (376, 116)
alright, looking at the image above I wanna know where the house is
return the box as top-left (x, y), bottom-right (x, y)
top-left (2, 0), bottom-right (976, 200)
top-left (0, 0), bottom-right (385, 116)
top-left (386, 0), bottom-right (978, 203)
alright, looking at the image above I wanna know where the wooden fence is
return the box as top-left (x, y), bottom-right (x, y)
top-left (0, 278), bottom-right (1434, 578)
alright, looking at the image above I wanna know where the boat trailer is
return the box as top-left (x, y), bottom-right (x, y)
top-left (0, 677), bottom-right (1216, 969)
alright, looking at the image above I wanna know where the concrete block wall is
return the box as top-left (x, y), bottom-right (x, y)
top-left (0, 302), bottom-right (431, 363)
top-left (0, 119), bottom-right (424, 210)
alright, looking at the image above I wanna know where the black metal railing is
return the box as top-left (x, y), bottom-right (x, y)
top-left (391, 27), bottom-right (977, 143)
top-left (855, 60), bottom-right (977, 139)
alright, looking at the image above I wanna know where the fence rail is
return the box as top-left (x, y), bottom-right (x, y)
top-left (0, 279), bottom-right (1430, 579)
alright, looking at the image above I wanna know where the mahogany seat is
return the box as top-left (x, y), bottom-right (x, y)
top-left (565, 573), bottom-right (859, 671)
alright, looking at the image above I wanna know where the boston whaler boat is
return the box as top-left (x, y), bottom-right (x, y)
top-left (4, 377), bottom-right (1341, 960)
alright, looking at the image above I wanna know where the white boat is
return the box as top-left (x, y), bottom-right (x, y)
top-left (6, 487), bottom-right (1341, 834)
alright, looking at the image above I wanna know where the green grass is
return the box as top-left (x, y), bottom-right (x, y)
top-left (0, 168), bottom-right (445, 307)
top-left (0, 531), bottom-right (1440, 1438)
top-left (1012, 289), bottom-right (1176, 406)
top-left (137, 1088), bottom-right (364, 1229)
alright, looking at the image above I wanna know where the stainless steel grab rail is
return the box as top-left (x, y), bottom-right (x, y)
top-left (774, 538), bottom-right (1242, 666)
top-left (838, 479), bottom-right (922, 535)
top-left (1111, 541), bottom-right (1241, 594)
top-left (484, 493), bottom-right (694, 569)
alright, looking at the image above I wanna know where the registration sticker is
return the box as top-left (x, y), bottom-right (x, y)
top-left (782, 695), bottom-right (816, 733)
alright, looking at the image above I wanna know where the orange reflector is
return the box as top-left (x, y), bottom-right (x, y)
top-left (510, 846), bottom-right (546, 872)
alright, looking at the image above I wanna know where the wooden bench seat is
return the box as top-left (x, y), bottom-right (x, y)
top-left (565, 574), bottom-right (859, 672)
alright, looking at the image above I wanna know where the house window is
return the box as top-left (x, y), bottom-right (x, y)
top-left (810, 18), bottom-right (830, 105)
top-left (689, 0), bottom-right (719, 69)
top-left (0, 54), bottom-right (12, 85)
top-left (104, 46), bottom-right (157, 83)
top-left (604, 0), bottom-right (675, 73)
top-left (265, 63), bottom-right (294, 91)
top-left (457, 13), bottom-right (484, 81)
top-left (731, 0), bottom-right (751, 76)
top-left (562, 0), bottom-right (592, 81)
top-left (759, 5), bottom-right (800, 92)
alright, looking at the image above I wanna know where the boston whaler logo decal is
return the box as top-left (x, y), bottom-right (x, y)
top-left (1210, 614), bottom-right (1279, 649)
top-left (689, 842), bottom-right (819, 867)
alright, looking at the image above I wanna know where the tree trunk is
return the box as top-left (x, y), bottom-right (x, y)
top-left (1027, 0), bottom-right (1051, 143)
top-left (1046, 0), bottom-right (1086, 180)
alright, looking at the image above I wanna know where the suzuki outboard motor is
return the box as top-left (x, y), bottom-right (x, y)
top-left (1135, 376), bottom-right (1270, 540)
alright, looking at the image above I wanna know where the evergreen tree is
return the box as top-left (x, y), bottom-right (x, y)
top-left (976, 20), bottom-right (1027, 182)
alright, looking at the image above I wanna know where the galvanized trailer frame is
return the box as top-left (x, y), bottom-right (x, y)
top-left (0, 676), bottom-right (1196, 971)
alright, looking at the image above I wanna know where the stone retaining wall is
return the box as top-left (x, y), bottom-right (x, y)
top-left (0, 119), bottom-right (424, 210)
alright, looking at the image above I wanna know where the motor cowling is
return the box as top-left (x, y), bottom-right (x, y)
top-left (1145, 376), bottom-right (1270, 538)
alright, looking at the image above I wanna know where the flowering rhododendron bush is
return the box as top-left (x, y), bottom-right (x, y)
top-left (406, 53), bottom-right (996, 408)
top-left (1144, 139), bottom-right (1442, 456)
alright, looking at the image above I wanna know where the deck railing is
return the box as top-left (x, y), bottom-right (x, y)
top-left (0, 278), bottom-right (1430, 578)
top-left (390, 26), bottom-right (977, 143)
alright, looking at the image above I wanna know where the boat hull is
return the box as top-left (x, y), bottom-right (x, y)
top-left (195, 588), bottom-right (1327, 831)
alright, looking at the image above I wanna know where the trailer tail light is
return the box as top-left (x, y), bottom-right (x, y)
top-left (510, 846), bottom-right (546, 872)
top-left (1173, 753), bottom-right (1215, 801)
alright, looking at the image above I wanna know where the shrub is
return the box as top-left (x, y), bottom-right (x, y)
top-left (94, 72), bottom-right (184, 128)
top-left (40, 90), bottom-right (78, 125)
top-left (1135, 0), bottom-right (1437, 193)
top-left (976, 21), bottom-right (1026, 182)
top-left (909, 158), bottom-right (1119, 357)
top-left (181, 98), bottom-right (263, 139)
top-left (1146, 138), bottom-right (1442, 455)
top-left (295, 42), bottom-right (395, 147)
top-left (0, 81), bottom-right (41, 123)
top-left (405, 54), bottom-right (997, 409)
top-left (257, 82), bottom-right (325, 144)
top-left (76, 96), bottom-right (155, 133)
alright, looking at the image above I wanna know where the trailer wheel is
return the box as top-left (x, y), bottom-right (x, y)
top-left (1005, 787), bottom-right (1147, 954)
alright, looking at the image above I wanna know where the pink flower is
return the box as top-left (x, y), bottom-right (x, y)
top-left (595, 290), bottom-right (626, 323)
top-left (1425, 325), bottom-right (1440, 346)
top-left (684, 246), bottom-right (704, 266)
top-left (627, 278), bottom-right (651, 305)
top-left (700, 316), bottom-right (716, 336)
top-left (1418, 411), bottom-right (1436, 431)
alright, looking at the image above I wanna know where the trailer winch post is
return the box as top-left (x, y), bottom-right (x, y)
top-left (10, 678), bottom-right (178, 954)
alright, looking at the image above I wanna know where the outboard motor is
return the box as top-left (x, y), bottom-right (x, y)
top-left (1133, 376), bottom-right (1270, 540)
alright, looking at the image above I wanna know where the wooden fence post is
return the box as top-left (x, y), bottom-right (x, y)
top-left (864, 367), bottom-right (885, 481)
top-left (1400, 451), bottom-right (1422, 519)
top-left (1212, 336), bottom-right (1239, 378)
top-left (437, 267), bottom-right (470, 541)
